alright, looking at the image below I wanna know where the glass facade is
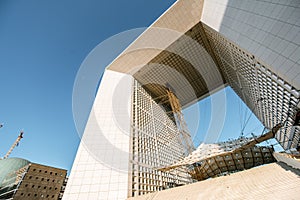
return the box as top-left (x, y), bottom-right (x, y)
top-left (0, 158), bottom-right (30, 199)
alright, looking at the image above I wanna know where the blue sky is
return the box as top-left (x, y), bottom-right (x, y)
top-left (0, 0), bottom-right (177, 171)
top-left (0, 0), bottom-right (277, 172)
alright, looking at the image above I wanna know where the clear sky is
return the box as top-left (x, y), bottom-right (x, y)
top-left (0, 0), bottom-right (278, 173)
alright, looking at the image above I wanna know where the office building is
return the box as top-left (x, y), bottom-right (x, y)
top-left (63, 0), bottom-right (300, 199)
top-left (0, 157), bottom-right (67, 200)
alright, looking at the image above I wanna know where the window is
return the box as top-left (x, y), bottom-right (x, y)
top-left (32, 185), bottom-right (35, 188)
top-left (29, 176), bottom-right (32, 179)
top-left (47, 179), bottom-right (50, 182)
top-left (34, 194), bottom-right (37, 197)
top-left (45, 171), bottom-right (47, 173)
top-left (28, 194), bottom-right (31, 196)
top-left (33, 169), bottom-right (36, 171)
top-left (46, 195), bottom-right (49, 198)
top-left (36, 177), bottom-right (39, 180)
top-left (50, 172), bottom-right (52, 175)
top-left (55, 173), bottom-right (57, 175)
top-left (20, 193), bottom-right (24, 196)
top-left (41, 178), bottom-right (44, 181)
top-left (52, 195), bottom-right (55, 198)
top-left (38, 186), bottom-right (41, 189)
top-left (54, 188), bottom-right (57, 190)
top-left (49, 187), bottom-right (52, 190)
top-left (52, 180), bottom-right (55, 182)
top-left (39, 170), bottom-right (42, 172)
top-left (25, 184), bottom-right (28, 187)
top-left (44, 186), bottom-right (47, 189)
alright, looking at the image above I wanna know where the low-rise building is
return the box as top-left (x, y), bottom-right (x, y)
top-left (0, 157), bottom-right (67, 200)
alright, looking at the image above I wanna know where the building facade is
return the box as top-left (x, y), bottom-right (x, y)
top-left (0, 158), bottom-right (67, 200)
top-left (130, 80), bottom-right (192, 196)
top-left (64, 0), bottom-right (300, 199)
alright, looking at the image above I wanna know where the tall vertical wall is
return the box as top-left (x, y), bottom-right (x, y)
top-left (201, 0), bottom-right (300, 89)
top-left (129, 80), bottom-right (192, 197)
top-left (201, 0), bottom-right (300, 149)
top-left (63, 70), bottom-right (133, 200)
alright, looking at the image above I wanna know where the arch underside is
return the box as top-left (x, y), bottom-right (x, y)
top-left (109, 21), bottom-right (300, 150)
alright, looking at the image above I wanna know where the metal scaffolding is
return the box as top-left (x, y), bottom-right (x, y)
top-left (166, 89), bottom-right (195, 155)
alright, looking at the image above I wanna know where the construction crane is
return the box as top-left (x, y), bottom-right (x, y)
top-left (3, 131), bottom-right (24, 159)
top-left (167, 88), bottom-right (195, 155)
